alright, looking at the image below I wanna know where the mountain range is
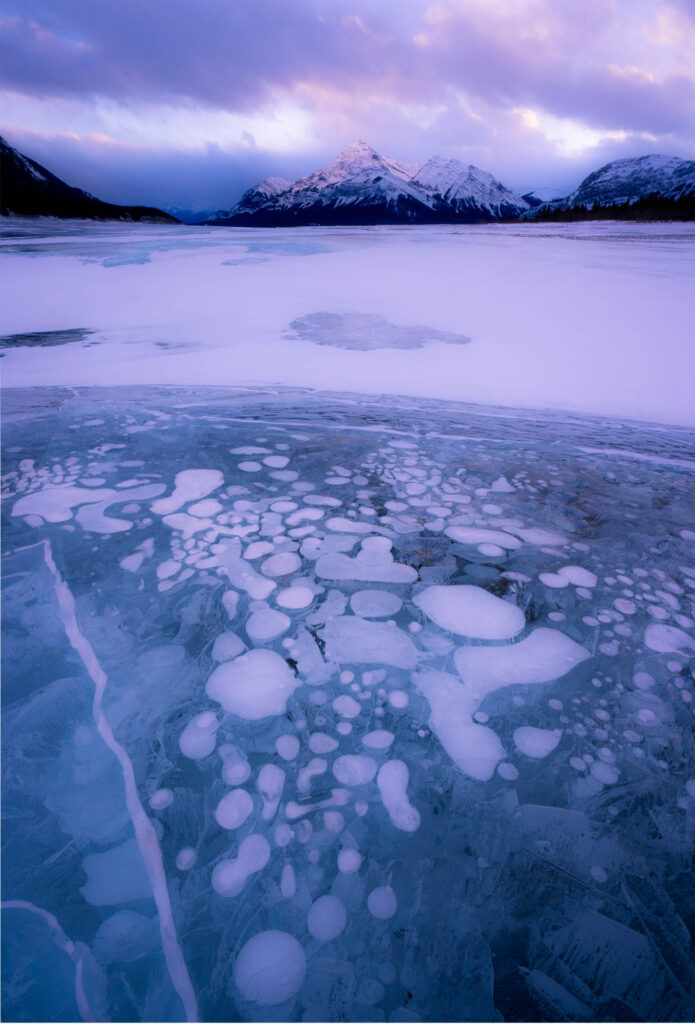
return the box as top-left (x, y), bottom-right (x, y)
top-left (1, 135), bottom-right (693, 224)
top-left (207, 141), bottom-right (532, 225)
top-left (0, 136), bottom-right (177, 222)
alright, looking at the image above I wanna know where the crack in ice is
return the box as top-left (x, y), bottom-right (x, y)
top-left (1, 899), bottom-right (96, 1021)
top-left (33, 540), bottom-right (199, 1023)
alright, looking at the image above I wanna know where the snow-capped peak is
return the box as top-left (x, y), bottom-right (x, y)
top-left (566, 153), bottom-right (695, 206)
top-left (209, 141), bottom-right (532, 225)
top-left (411, 156), bottom-right (530, 213)
top-left (255, 176), bottom-right (292, 197)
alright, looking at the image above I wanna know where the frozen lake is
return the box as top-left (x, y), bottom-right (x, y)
top-left (2, 222), bottom-right (695, 1022)
top-left (1, 219), bottom-right (694, 425)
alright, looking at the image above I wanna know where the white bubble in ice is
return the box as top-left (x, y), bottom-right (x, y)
top-left (234, 930), bottom-right (306, 1006)
top-left (307, 895), bottom-right (347, 941)
top-left (368, 886), bottom-right (397, 920)
top-left (337, 848), bottom-right (362, 874)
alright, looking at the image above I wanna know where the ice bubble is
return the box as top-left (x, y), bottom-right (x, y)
top-left (276, 734), bottom-right (300, 761)
top-left (151, 469), bottom-right (223, 515)
top-left (333, 694), bottom-right (362, 719)
top-left (363, 730), bottom-right (395, 749)
top-left (413, 585), bottom-right (525, 640)
top-left (149, 788), bottom-right (174, 810)
top-left (644, 623), bottom-right (695, 654)
top-left (207, 649), bottom-right (297, 719)
top-left (322, 616), bottom-right (419, 668)
top-left (309, 732), bottom-right (339, 754)
top-left (258, 764), bottom-right (285, 821)
top-left (316, 539), bottom-right (417, 583)
top-left (219, 744), bottom-right (251, 785)
top-left (388, 690), bottom-right (409, 709)
top-left (212, 632), bottom-right (246, 663)
top-left (237, 461), bottom-right (261, 472)
top-left (497, 762), bottom-right (519, 780)
top-left (513, 727), bottom-right (562, 759)
top-left (590, 761), bottom-right (620, 784)
top-left (368, 886), bottom-right (397, 920)
top-left (176, 848), bottom-right (197, 871)
top-left (323, 811), bottom-right (344, 833)
top-left (557, 565), bottom-right (598, 587)
top-left (264, 455), bottom-right (290, 469)
top-left (539, 572), bottom-right (570, 589)
top-left (455, 628), bottom-right (590, 695)
top-left (179, 712), bottom-right (219, 759)
top-left (377, 760), bottom-right (420, 832)
top-left (591, 866), bottom-right (608, 883)
top-left (350, 590), bottom-right (403, 618)
top-left (415, 670), bottom-right (505, 782)
top-left (244, 541), bottom-right (275, 560)
top-left (337, 848), bottom-right (362, 874)
top-left (297, 757), bottom-right (328, 794)
top-left (214, 786), bottom-right (253, 828)
top-left (307, 894), bottom-right (347, 941)
top-left (246, 608), bottom-right (290, 642)
top-left (234, 930), bottom-right (306, 1006)
top-left (276, 585), bottom-right (314, 609)
top-left (446, 526), bottom-right (521, 549)
top-left (261, 552), bottom-right (302, 577)
top-left (333, 754), bottom-right (378, 786)
top-left (478, 543), bottom-right (504, 557)
top-left (281, 863), bottom-right (296, 897)
top-left (212, 834), bottom-right (270, 897)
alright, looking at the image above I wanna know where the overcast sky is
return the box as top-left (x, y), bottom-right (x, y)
top-left (2, 0), bottom-right (694, 211)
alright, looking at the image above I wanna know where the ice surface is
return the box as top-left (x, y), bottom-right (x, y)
top-left (3, 221), bottom-right (694, 426)
top-left (3, 383), bottom-right (695, 1023)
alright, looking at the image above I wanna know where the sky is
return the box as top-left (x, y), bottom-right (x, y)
top-left (1, 0), bottom-right (695, 212)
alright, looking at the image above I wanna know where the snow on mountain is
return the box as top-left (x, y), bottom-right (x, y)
top-left (567, 154), bottom-right (695, 207)
top-left (411, 156), bottom-right (530, 218)
top-left (209, 142), bottom-right (530, 225)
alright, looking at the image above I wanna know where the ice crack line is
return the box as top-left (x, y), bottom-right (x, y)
top-left (38, 539), bottom-right (199, 1022)
top-left (1, 899), bottom-right (95, 1021)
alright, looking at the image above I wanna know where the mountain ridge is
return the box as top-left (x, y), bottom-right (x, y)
top-left (0, 136), bottom-right (178, 222)
top-left (208, 141), bottom-right (531, 226)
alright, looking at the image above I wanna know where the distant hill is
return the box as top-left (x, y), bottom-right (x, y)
top-left (0, 137), bottom-right (178, 222)
top-left (207, 141), bottom-right (532, 226)
top-left (527, 155), bottom-right (695, 222)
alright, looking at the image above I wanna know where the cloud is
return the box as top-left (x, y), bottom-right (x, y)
top-left (1, 0), bottom-right (693, 207)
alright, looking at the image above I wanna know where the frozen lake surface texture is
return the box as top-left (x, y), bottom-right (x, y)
top-left (1, 221), bottom-right (695, 1023)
